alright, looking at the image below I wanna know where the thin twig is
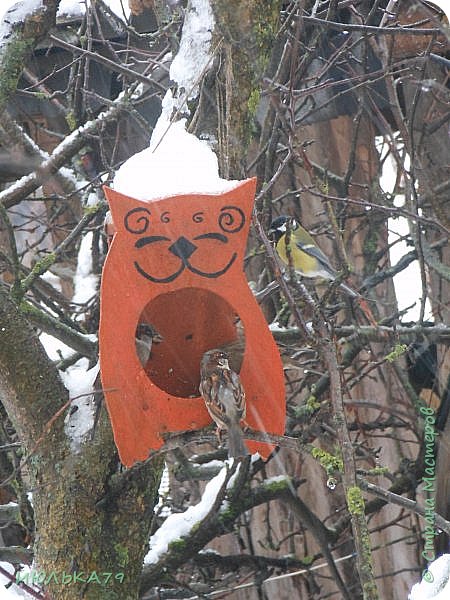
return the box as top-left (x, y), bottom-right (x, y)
top-left (359, 478), bottom-right (450, 536)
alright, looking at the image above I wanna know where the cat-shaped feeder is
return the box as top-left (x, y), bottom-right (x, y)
top-left (100, 178), bottom-right (285, 466)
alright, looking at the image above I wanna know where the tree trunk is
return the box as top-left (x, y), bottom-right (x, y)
top-left (0, 0), bottom-right (60, 117)
top-left (198, 0), bottom-right (281, 179)
top-left (0, 286), bottom-right (163, 599)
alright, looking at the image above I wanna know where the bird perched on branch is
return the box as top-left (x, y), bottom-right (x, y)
top-left (199, 349), bottom-right (249, 459)
top-left (268, 215), bottom-right (378, 326)
top-left (268, 215), bottom-right (359, 297)
top-left (135, 323), bottom-right (163, 367)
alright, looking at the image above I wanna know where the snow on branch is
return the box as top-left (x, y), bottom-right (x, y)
top-left (140, 467), bottom-right (299, 593)
top-left (144, 464), bottom-right (229, 565)
top-left (0, 87), bottom-right (142, 208)
top-left (169, 0), bottom-right (215, 110)
top-left (409, 555), bottom-right (450, 600)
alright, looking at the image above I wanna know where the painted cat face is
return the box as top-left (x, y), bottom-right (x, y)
top-left (106, 189), bottom-right (250, 288)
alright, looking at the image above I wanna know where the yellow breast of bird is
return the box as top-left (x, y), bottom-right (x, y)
top-left (276, 238), bottom-right (316, 276)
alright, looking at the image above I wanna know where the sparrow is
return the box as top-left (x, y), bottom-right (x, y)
top-left (268, 215), bottom-right (358, 297)
top-left (199, 349), bottom-right (249, 459)
top-left (135, 323), bottom-right (163, 367)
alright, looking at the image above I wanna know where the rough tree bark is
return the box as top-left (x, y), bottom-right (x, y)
top-left (0, 284), bottom-right (163, 599)
top-left (0, 0), bottom-right (60, 117)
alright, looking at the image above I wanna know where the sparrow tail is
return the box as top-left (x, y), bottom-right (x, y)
top-left (227, 424), bottom-right (249, 459)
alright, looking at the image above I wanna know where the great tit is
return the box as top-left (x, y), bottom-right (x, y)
top-left (268, 215), bottom-right (358, 298)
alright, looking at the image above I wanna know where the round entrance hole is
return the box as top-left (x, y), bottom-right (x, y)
top-left (136, 287), bottom-right (245, 398)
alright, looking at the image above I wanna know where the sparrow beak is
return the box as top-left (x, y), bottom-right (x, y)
top-left (152, 332), bottom-right (164, 345)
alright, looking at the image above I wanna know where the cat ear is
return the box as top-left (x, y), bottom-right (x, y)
top-left (103, 187), bottom-right (153, 236)
top-left (219, 179), bottom-right (255, 223)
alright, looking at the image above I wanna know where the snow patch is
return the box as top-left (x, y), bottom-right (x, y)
top-left (61, 230), bottom-right (99, 450)
top-left (72, 232), bottom-right (98, 319)
top-left (113, 117), bottom-right (239, 200)
top-left (0, 1), bottom-right (42, 55)
top-left (0, 563), bottom-right (34, 599)
top-left (40, 231), bottom-right (99, 450)
top-left (145, 466), bottom-right (227, 564)
top-left (155, 464), bottom-right (172, 518)
top-left (58, 0), bottom-right (130, 18)
top-left (170, 0), bottom-right (215, 105)
top-left (112, 0), bottom-right (238, 201)
top-left (0, 0), bottom-right (130, 23)
top-left (409, 555), bottom-right (450, 600)
top-left (62, 360), bottom-right (98, 450)
top-left (56, 0), bottom-right (84, 18)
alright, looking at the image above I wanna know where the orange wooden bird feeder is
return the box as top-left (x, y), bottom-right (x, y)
top-left (99, 178), bottom-right (285, 466)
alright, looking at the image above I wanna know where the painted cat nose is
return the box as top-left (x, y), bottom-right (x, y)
top-left (169, 236), bottom-right (197, 260)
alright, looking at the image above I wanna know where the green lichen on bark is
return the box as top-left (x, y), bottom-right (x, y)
top-left (346, 486), bottom-right (365, 515)
top-left (264, 476), bottom-right (292, 494)
top-left (311, 446), bottom-right (343, 475)
top-left (34, 446), bottom-right (164, 600)
top-left (0, 36), bottom-right (34, 112)
top-left (384, 343), bottom-right (408, 363)
top-left (0, 1), bottom-right (58, 115)
top-left (346, 487), bottom-right (377, 598)
top-left (209, 0), bottom-right (282, 177)
top-left (168, 538), bottom-right (189, 555)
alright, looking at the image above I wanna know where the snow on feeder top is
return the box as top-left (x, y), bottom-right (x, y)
top-left (99, 120), bottom-right (285, 466)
